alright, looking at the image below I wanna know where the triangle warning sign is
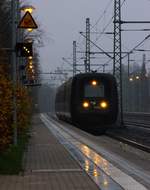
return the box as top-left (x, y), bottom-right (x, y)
top-left (18, 11), bottom-right (38, 29)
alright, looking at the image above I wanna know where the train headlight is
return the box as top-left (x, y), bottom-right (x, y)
top-left (100, 101), bottom-right (108, 109)
top-left (91, 80), bottom-right (97, 86)
top-left (82, 101), bottom-right (89, 108)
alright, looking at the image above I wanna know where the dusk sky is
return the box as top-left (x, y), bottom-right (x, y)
top-left (27, 0), bottom-right (150, 75)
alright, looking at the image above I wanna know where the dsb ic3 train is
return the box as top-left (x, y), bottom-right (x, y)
top-left (55, 73), bottom-right (118, 132)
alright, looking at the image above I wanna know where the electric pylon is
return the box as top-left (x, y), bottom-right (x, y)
top-left (113, 0), bottom-right (123, 125)
top-left (73, 41), bottom-right (76, 76)
top-left (85, 18), bottom-right (90, 72)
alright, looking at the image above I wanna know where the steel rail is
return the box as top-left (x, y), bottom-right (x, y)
top-left (124, 121), bottom-right (150, 130)
top-left (124, 112), bottom-right (150, 117)
top-left (106, 132), bottom-right (150, 153)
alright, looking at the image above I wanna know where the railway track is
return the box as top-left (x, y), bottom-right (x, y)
top-left (106, 130), bottom-right (150, 153)
top-left (50, 112), bottom-right (150, 153)
top-left (124, 120), bottom-right (150, 130)
top-left (107, 113), bottom-right (150, 153)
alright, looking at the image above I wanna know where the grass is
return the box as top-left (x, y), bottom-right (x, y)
top-left (0, 132), bottom-right (29, 174)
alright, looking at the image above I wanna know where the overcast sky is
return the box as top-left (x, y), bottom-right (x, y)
top-left (28, 0), bottom-right (150, 75)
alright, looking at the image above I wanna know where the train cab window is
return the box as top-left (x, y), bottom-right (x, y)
top-left (84, 83), bottom-right (104, 97)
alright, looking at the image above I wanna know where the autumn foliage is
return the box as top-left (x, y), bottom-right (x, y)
top-left (17, 86), bottom-right (32, 133)
top-left (0, 64), bottom-right (13, 151)
top-left (0, 63), bottom-right (32, 152)
top-left (0, 0), bottom-right (39, 153)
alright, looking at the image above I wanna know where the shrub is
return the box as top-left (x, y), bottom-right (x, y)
top-left (0, 64), bottom-right (32, 152)
top-left (0, 65), bottom-right (13, 151)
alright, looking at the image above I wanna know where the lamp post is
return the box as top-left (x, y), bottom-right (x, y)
top-left (11, 0), bottom-right (17, 145)
top-left (11, 1), bottom-right (36, 144)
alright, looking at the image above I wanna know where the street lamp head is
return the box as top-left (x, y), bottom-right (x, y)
top-left (20, 5), bottom-right (35, 13)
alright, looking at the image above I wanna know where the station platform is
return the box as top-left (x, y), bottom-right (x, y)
top-left (0, 114), bottom-right (148, 190)
top-left (0, 115), bottom-right (100, 190)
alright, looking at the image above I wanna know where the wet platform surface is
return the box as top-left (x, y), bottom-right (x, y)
top-left (0, 114), bottom-right (149, 190)
top-left (0, 115), bottom-right (100, 190)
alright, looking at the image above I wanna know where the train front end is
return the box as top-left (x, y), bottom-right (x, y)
top-left (72, 73), bottom-right (118, 126)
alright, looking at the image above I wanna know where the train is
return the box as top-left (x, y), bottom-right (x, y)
top-left (55, 72), bottom-right (118, 132)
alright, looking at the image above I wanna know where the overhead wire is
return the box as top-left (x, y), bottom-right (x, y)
top-left (76, 0), bottom-right (125, 55)
top-left (91, 0), bottom-right (113, 30)
top-left (97, 58), bottom-right (113, 72)
top-left (66, 0), bottom-right (150, 73)
top-left (90, 0), bottom-right (128, 72)
top-left (122, 34), bottom-right (150, 59)
top-left (91, 0), bottom-right (127, 43)
top-left (86, 0), bottom-right (127, 70)
top-left (76, 0), bottom-right (114, 54)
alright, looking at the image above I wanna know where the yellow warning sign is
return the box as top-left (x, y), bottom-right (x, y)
top-left (18, 11), bottom-right (38, 29)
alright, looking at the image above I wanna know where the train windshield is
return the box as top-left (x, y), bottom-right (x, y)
top-left (84, 84), bottom-right (104, 97)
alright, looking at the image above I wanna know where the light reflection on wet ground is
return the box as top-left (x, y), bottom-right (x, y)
top-left (41, 114), bottom-right (149, 190)
top-left (63, 141), bottom-right (123, 190)
top-left (78, 144), bottom-right (111, 176)
top-left (45, 122), bottom-right (123, 190)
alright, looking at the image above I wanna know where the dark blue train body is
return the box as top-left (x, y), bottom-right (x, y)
top-left (55, 73), bottom-right (118, 132)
